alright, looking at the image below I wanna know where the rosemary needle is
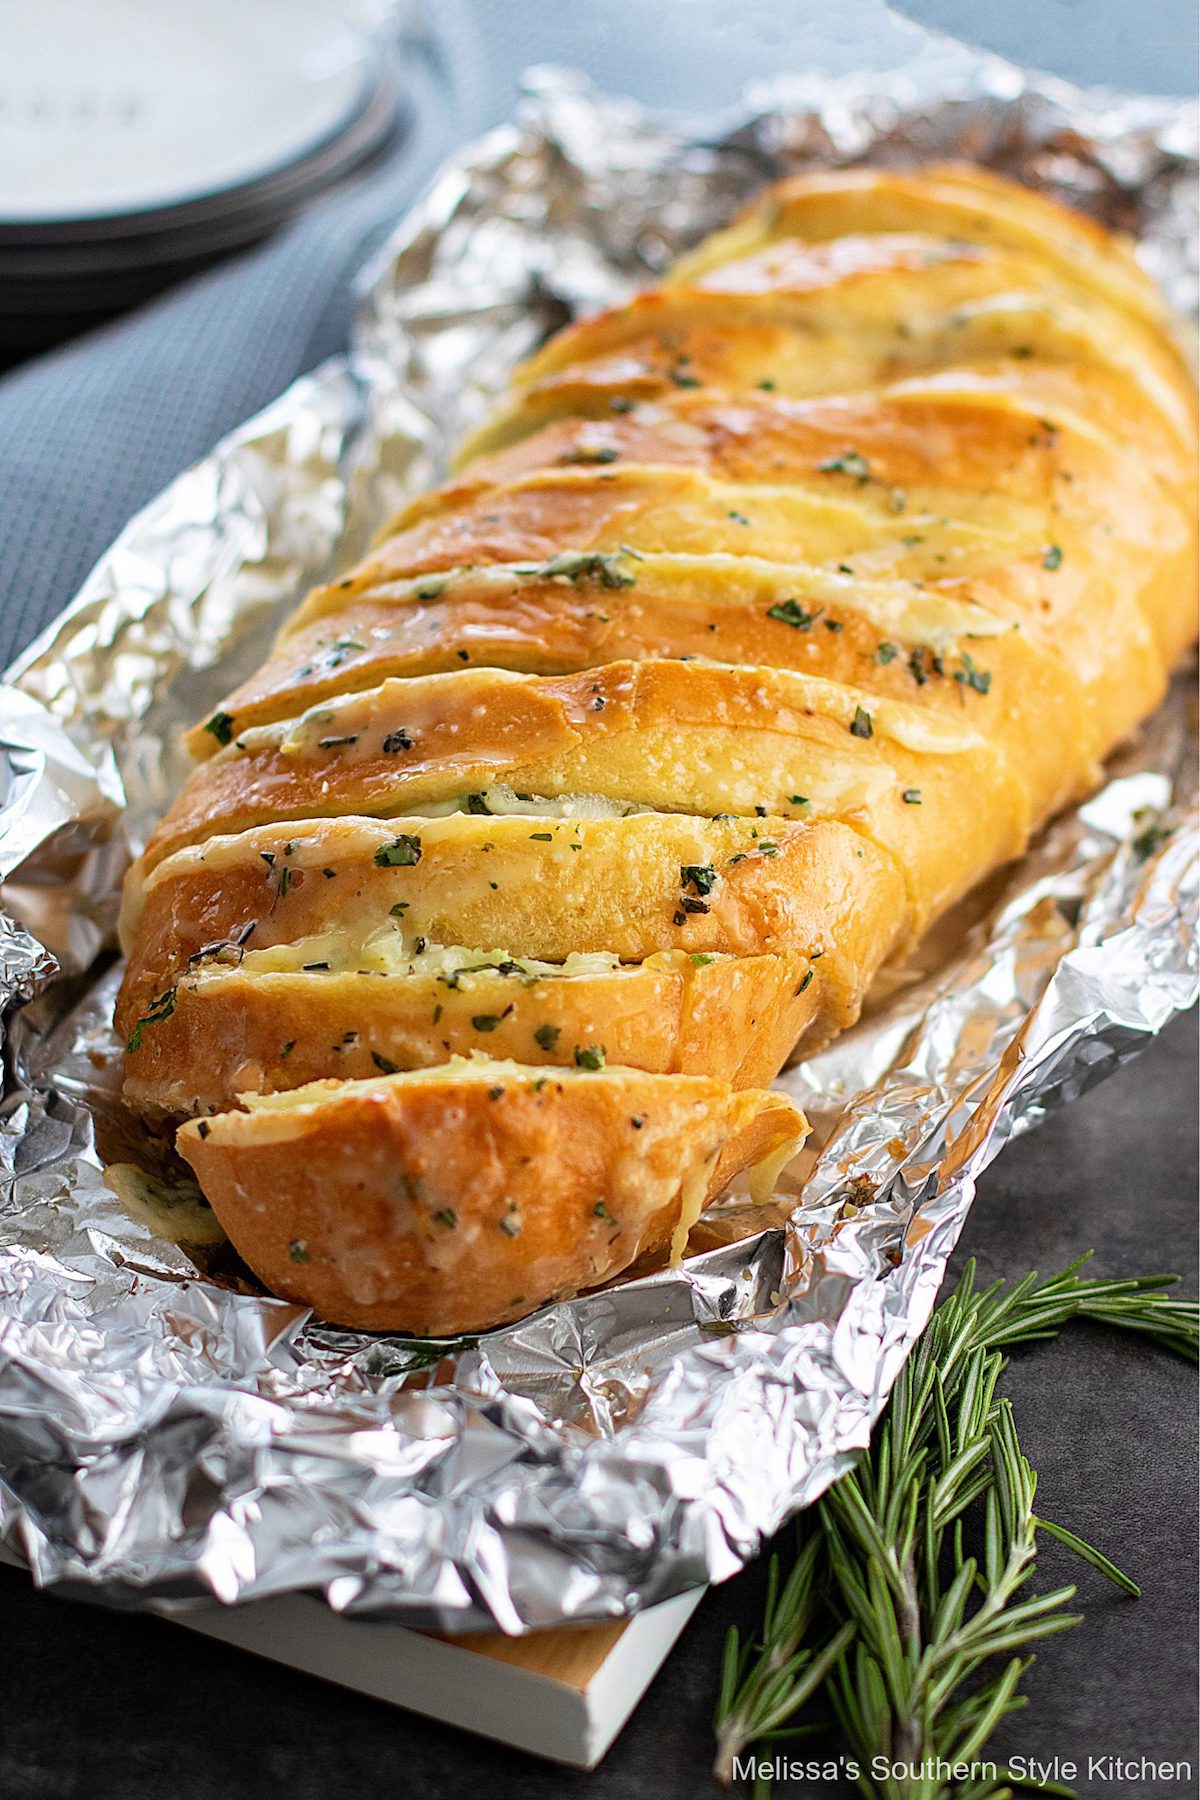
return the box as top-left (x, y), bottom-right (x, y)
top-left (713, 1256), bottom-right (1197, 1798)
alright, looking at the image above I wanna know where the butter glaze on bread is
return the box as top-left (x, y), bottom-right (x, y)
top-left (177, 1061), bottom-right (805, 1336)
top-left (120, 164), bottom-right (1197, 1333)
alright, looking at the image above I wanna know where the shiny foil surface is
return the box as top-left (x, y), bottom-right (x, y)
top-left (0, 26), bottom-right (1196, 1632)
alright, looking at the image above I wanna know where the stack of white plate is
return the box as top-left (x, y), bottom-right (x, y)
top-left (0, 0), bottom-right (404, 356)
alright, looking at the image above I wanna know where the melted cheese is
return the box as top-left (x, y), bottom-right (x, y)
top-left (236, 929), bottom-right (636, 981)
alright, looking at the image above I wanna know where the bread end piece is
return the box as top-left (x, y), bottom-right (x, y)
top-left (176, 1059), bottom-right (808, 1335)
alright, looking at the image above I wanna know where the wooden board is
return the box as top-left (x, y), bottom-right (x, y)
top-left (174, 1587), bottom-right (705, 1766)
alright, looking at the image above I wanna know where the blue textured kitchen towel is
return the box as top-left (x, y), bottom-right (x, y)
top-left (0, 7), bottom-right (489, 674)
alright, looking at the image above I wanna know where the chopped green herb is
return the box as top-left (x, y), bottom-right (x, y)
top-left (908, 646), bottom-right (941, 686)
top-left (389, 901), bottom-right (410, 917)
top-left (574, 1044), bottom-right (606, 1071)
top-left (727, 510), bottom-right (751, 526)
top-left (767, 598), bottom-right (820, 630)
top-left (534, 1023), bottom-right (561, 1052)
top-left (954, 652), bottom-right (992, 696)
top-left (288, 1240), bottom-right (310, 1263)
top-left (318, 734), bottom-right (358, 749)
top-left (789, 795), bottom-right (809, 807)
top-left (902, 788), bottom-right (923, 804)
top-left (382, 729), bottom-right (414, 753)
top-left (204, 711), bottom-right (234, 746)
top-left (529, 832), bottom-right (554, 842)
top-left (796, 969), bottom-right (814, 994)
top-left (690, 952), bottom-right (717, 966)
top-left (433, 1208), bottom-right (458, 1229)
top-left (1043, 543), bottom-right (1064, 570)
top-left (875, 642), bottom-right (899, 664)
top-left (371, 1051), bottom-right (400, 1074)
top-left (680, 863), bottom-right (718, 896)
top-left (850, 705), bottom-right (873, 739)
top-left (280, 1040), bottom-right (295, 1058)
top-left (185, 920), bottom-right (257, 968)
top-left (374, 834), bottom-right (422, 868)
top-left (323, 637), bottom-right (365, 668)
top-left (126, 985), bottom-right (177, 1052)
top-left (818, 450), bottom-right (870, 483)
top-left (540, 550), bottom-right (636, 589)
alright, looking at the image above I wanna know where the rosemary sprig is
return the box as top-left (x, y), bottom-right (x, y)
top-left (714, 1256), bottom-right (1197, 1798)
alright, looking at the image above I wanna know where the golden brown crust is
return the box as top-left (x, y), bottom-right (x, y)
top-left (122, 948), bottom-right (820, 1117)
top-left (119, 164), bottom-right (1197, 1334)
top-left (147, 657), bottom-right (1033, 933)
top-left (188, 371), bottom-right (1191, 796)
top-left (177, 1063), bottom-right (808, 1335)
top-left (666, 165), bottom-right (1179, 340)
top-left (117, 812), bottom-right (905, 1059)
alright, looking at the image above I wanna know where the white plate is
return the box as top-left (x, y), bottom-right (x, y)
top-left (0, 0), bottom-right (374, 223)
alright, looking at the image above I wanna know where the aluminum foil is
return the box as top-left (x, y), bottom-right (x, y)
top-left (0, 27), bottom-right (1196, 1633)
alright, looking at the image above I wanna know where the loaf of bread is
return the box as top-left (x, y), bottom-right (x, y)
top-left (116, 165), bottom-right (1197, 1334)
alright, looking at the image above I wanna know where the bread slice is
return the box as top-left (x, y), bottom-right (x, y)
top-left (176, 1059), bottom-right (808, 1334)
top-left (122, 947), bottom-right (818, 1118)
top-left (116, 810), bottom-right (906, 1068)
top-left (144, 659), bottom-right (1030, 934)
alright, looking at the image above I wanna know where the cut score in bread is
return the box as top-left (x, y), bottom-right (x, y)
top-left (118, 164), bottom-right (1197, 1334)
top-left (177, 1059), bottom-right (808, 1335)
top-left (144, 657), bottom-right (1034, 932)
top-left (117, 811), bottom-right (906, 1062)
top-left (121, 946), bottom-right (820, 1118)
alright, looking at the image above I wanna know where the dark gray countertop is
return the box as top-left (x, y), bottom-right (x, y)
top-left (0, 5), bottom-right (1195, 1797)
top-left (2, 1015), bottom-right (1194, 1800)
